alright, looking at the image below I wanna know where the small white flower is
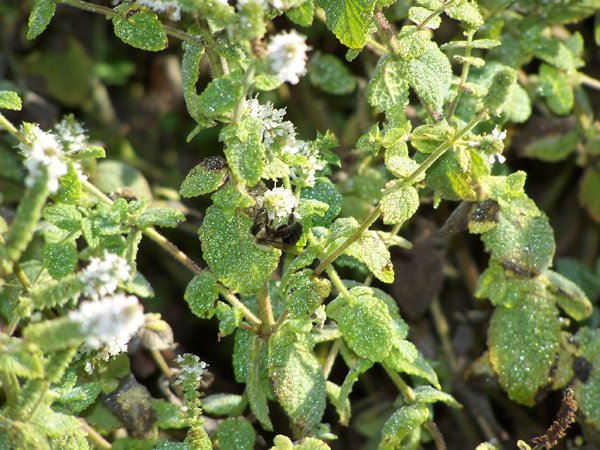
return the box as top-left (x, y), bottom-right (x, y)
top-left (245, 98), bottom-right (296, 149)
top-left (284, 141), bottom-right (324, 187)
top-left (266, 30), bottom-right (310, 85)
top-left (19, 125), bottom-right (68, 193)
top-left (55, 117), bottom-right (88, 154)
top-left (137, 0), bottom-right (181, 20)
top-left (488, 153), bottom-right (506, 164)
top-left (69, 293), bottom-right (144, 359)
top-left (81, 252), bottom-right (131, 300)
top-left (491, 127), bottom-right (507, 142)
top-left (263, 186), bottom-right (297, 221)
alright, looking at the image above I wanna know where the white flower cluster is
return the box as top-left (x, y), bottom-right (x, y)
top-left (488, 127), bottom-right (507, 164)
top-left (137, 0), bottom-right (181, 20)
top-left (262, 186), bottom-right (297, 221)
top-left (69, 293), bottom-right (145, 360)
top-left (245, 98), bottom-right (296, 150)
top-left (80, 252), bottom-right (131, 300)
top-left (19, 125), bottom-right (67, 193)
top-left (266, 30), bottom-right (310, 85)
top-left (54, 117), bottom-right (88, 154)
top-left (283, 140), bottom-right (325, 187)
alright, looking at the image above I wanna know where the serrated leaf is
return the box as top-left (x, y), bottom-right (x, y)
top-left (540, 64), bottom-right (573, 115)
top-left (441, 39), bottom-right (500, 50)
top-left (29, 274), bottom-right (85, 310)
top-left (408, 6), bottom-right (441, 29)
top-left (481, 209), bottom-right (555, 277)
top-left (384, 340), bottom-right (440, 388)
top-left (54, 161), bottom-right (82, 205)
top-left (488, 296), bottom-right (561, 406)
top-left (0, 338), bottom-right (43, 378)
top-left (286, 0), bottom-right (315, 26)
top-left (198, 72), bottom-right (243, 118)
top-left (301, 178), bottom-right (342, 226)
top-left (308, 53), bottom-right (356, 95)
top-left (326, 292), bottom-right (394, 362)
top-left (216, 418), bottom-right (256, 450)
top-left (413, 385), bottom-right (461, 408)
top-left (367, 56), bottom-right (409, 112)
top-left (268, 326), bottom-right (327, 435)
top-left (68, 145), bottom-right (106, 160)
top-left (402, 42), bottom-right (452, 113)
top-left (379, 403), bottom-right (429, 450)
top-left (475, 260), bottom-right (545, 307)
top-left (380, 183), bottom-right (419, 225)
top-left (0, 90), bottom-right (22, 110)
top-left (27, 0), bottom-right (56, 40)
top-left (58, 382), bottom-right (102, 413)
top-left (23, 316), bottom-right (86, 352)
top-left (149, 399), bottom-right (189, 430)
top-left (317, 0), bottom-right (375, 49)
top-left (221, 123), bottom-right (266, 187)
top-left (328, 358), bottom-right (372, 425)
top-left (199, 207), bottom-right (280, 295)
top-left (211, 182), bottom-right (255, 221)
top-left (113, 5), bottom-right (167, 51)
top-left (180, 156), bottom-right (228, 198)
top-left (359, 231), bottom-right (394, 283)
top-left (216, 301), bottom-right (243, 337)
top-left (281, 270), bottom-right (330, 319)
top-left (181, 36), bottom-right (205, 123)
top-left (445, 1), bottom-right (483, 30)
top-left (544, 270), bottom-right (592, 321)
top-left (43, 204), bottom-right (82, 232)
top-left (184, 271), bottom-right (219, 319)
top-left (43, 241), bottom-right (78, 279)
top-left (136, 207), bottom-right (185, 228)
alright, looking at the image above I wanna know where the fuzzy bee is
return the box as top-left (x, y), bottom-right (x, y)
top-left (250, 207), bottom-right (303, 251)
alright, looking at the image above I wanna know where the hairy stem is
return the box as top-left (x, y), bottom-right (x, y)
top-left (373, 9), bottom-right (400, 56)
top-left (80, 419), bottom-right (112, 450)
top-left (218, 286), bottom-right (261, 328)
top-left (257, 283), bottom-right (275, 333)
top-left (416, 0), bottom-right (456, 31)
top-left (446, 30), bottom-right (475, 120)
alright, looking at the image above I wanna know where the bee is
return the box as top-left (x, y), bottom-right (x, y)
top-left (250, 207), bottom-right (303, 251)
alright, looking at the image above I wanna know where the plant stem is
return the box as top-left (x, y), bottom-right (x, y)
top-left (425, 419), bottom-right (447, 450)
top-left (196, 18), bottom-right (228, 77)
top-left (143, 227), bottom-right (202, 274)
top-left (231, 64), bottom-right (256, 123)
top-left (373, 9), bottom-right (400, 56)
top-left (218, 286), bottom-right (261, 328)
top-left (325, 266), bottom-right (351, 298)
top-left (80, 418), bottom-right (112, 449)
top-left (323, 339), bottom-right (342, 379)
top-left (416, 0), bottom-right (456, 31)
top-left (150, 349), bottom-right (174, 379)
top-left (430, 298), bottom-right (458, 371)
top-left (0, 112), bottom-right (27, 144)
top-left (446, 30), bottom-right (475, 120)
top-left (61, 0), bottom-right (204, 45)
top-left (257, 283), bottom-right (275, 333)
top-left (382, 363), bottom-right (416, 402)
top-left (15, 264), bottom-right (32, 290)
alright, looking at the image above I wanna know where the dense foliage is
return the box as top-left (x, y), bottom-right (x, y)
top-left (1, 0), bottom-right (600, 449)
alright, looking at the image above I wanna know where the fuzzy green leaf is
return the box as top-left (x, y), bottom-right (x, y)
top-left (29, 274), bottom-right (85, 309)
top-left (540, 64), bottom-right (573, 115)
top-left (199, 207), bottom-right (279, 295)
top-left (247, 335), bottom-right (273, 431)
top-left (53, 161), bottom-right (82, 205)
top-left (301, 178), bottom-right (342, 226)
top-left (180, 156), bottom-right (228, 198)
top-left (181, 37), bottom-right (205, 122)
top-left (482, 67), bottom-right (517, 116)
top-left (23, 317), bottom-right (86, 351)
top-left (379, 403), bottom-right (429, 450)
top-left (216, 301), bottom-right (243, 337)
top-left (544, 270), bottom-right (592, 321)
top-left (43, 241), bottom-right (78, 279)
top-left (211, 182), bottom-right (255, 221)
top-left (359, 231), bottom-right (394, 283)
top-left (286, 0), bottom-right (315, 26)
top-left (268, 326), bottom-right (327, 435)
top-left (27, 0), bottom-right (56, 40)
top-left (184, 271), bottom-right (219, 319)
top-left (136, 207), bottom-right (185, 228)
top-left (380, 183), bottom-right (419, 225)
top-left (43, 204), bottom-right (82, 232)
top-left (281, 270), bottom-right (330, 319)
top-left (488, 296), bottom-right (561, 406)
top-left (367, 56), bottom-right (409, 112)
top-left (216, 418), bottom-right (256, 450)
top-left (202, 394), bottom-right (244, 416)
top-left (408, 6), bottom-right (441, 29)
top-left (58, 382), bottom-right (102, 414)
top-left (221, 123), bottom-right (266, 187)
top-left (413, 386), bottom-right (461, 408)
top-left (0, 337), bottom-right (43, 378)
top-left (317, 0), bottom-right (375, 49)
top-left (308, 53), bottom-right (356, 95)
top-left (112, 5), bottom-right (167, 51)
top-left (573, 328), bottom-right (600, 428)
top-left (384, 340), bottom-right (440, 388)
top-left (95, 160), bottom-right (153, 200)
top-left (0, 90), bottom-right (22, 110)
top-left (198, 72), bottom-right (243, 118)
top-left (326, 291), bottom-right (395, 362)
top-left (270, 435), bottom-right (331, 450)
top-left (150, 399), bottom-right (189, 429)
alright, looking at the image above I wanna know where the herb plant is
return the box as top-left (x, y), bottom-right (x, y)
top-left (1, 0), bottom-right (600, 449)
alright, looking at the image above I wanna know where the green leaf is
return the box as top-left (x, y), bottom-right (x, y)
top-left (184, 271), bottom-right (219, 319)
top-left (268, 325), bottom-right (327, 435)
top-left (445, 1), bottom-right (483, 30)
top-left (281, 270), bottom-right (330, 319)
top-left (488, 296), bottom-right (561, 406)
top-left (367, 56), bottom-right (409, 112)
top-left (580, 168), bottom-right (600, 223)
top-left (384, 340), bottom-right (440, 388)
top-left (544, 270), bottom-right (592, 321)
top-left (301, 178), bottom-right (343, 227)
top-left (43, 204), bottom-right (82, 233)
top-left (23, 317), bottom-right (86, 352)
top-left (53, 161), bottom-right (82, 205)
top-left (221, 123), bottom-right (266, 187)
top-left (68, 145), bottom-right (106, 160)
top-left (180, 156), bottom-right (228, 198)
top-left (216, 418), bottom-right (256, 450)
top-left (27, 0), bottom-right (56, 40)
top-left (43, 241), bottom-right (78, 279)
top-left (211, 182), bottom-right (255, 221)
top-left (358, 231), bottom-right (394, 283)
top-left (136, 207), bottom-right (185, 228)
top-left (29, 274), bottom-right (85, 309)
top-left (286, 0), bottom-right (315, 27)
top-left (198, 72), bottom-right (243, 118)
top-left (481, 209), bottom-right (555, 277)
top-left (58, 382), bottom-right (102, 413)
top-left (482, 67), bottom-right (517, 117)
top-left (201, 393), bottom-right (244, 416)
top-left (408, 7), bottom-right (441, 29)
top-left (523, 129), bottom-right (579, 162)
top-left (199, 207), bottom-right (280, 295)
top-left (247, 335), bottom-right (273, 431)
top-left (317, 0), bottom-right (376, 49)
top-left (270, 435), bottom-right (331, 450)
top-left (181, 36), bottom-right (206, 123)
top-left (216, 301), bottom-right (243, 337)
top-left (0, 90), bottom-right (22, 110)
top-left (380, 183), bottom-right (419, 225)
top-left (112, 5), bottom-right (168, 51)
top-left (308, 53), bottom-right (356, 95)
top-left (0, 337), bottom-right (43, 379)
top-left (327, 359), bottom-right (372, 425)
top-left (326, 291), bottom-right (395, 362)
top-left (384, 142), bottom-right (421, 180)
top-left (573, 328), bottom-right (600, 428)
top-left (539, 64), bottom-right (573, 115)
top-left (379, 403), bottom-right (429, 450)
top-left (413, 386), bottom-right (461, 408)
top-left (402, 42), bottom-right (452, 113)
